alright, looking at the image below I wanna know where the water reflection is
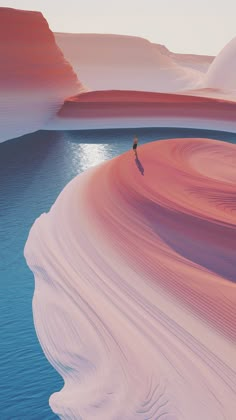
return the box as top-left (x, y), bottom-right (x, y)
top-left (70, 143), bottom-right (111, 172)
top-left (63, 127), bottom-right (236, 176)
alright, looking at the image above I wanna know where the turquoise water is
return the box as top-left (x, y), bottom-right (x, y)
top-left (0, 128), bottom-right (235, 419)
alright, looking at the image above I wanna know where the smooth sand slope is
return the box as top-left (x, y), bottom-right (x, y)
top-left (204, 36), bottom-right (236, 92)
top-left (0, 7), bottom-right (83, 142)
top-left (55, 33), bottom-right (201, 92)
top-left (153, 43), bottom-right (214, 73)
top-left (47, 89), bottom-right (236, 132)
top-left (25, 138), bottom-right (236, 419)
top-left (48, 34), bottom-right (236, 132)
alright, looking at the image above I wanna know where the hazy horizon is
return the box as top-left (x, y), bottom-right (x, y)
top-left (0, 0), bottom-right (235, 56)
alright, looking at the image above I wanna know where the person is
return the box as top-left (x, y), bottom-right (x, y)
top-left (133, 135), bottom-right (138, 154)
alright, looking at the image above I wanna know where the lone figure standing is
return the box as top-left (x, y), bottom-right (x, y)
top-left (133, 135), bottom-right (138, 154)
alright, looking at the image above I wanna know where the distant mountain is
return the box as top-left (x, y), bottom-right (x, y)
top-left (55, 33), bottom-right (201, 92)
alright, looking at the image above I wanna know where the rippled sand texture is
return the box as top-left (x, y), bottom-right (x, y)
top-left (25, 138), bottom-right (236, 419)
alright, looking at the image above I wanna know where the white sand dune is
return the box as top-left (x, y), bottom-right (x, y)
top-left (55, 33), bottom-right (202, 92)
top-left (205, 37), bottom-right (236, 92)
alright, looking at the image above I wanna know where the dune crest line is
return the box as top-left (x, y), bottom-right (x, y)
top-left (25, 138), bottom-right (236, 419)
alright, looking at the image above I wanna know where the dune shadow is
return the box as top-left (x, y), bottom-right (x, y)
top-left (138, 200), bottom-right (236, 283)
top-left (134, 152), bottom-right (144, 175)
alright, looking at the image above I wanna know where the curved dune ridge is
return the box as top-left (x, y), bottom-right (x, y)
top-left (47, 90), bottom-right (236, 133)
top-left (25, 138), bottom-right (236, 419)
top-left (0, 7), bottom-right (83, 142)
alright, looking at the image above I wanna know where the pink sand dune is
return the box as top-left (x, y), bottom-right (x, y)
top-left (0, 8), bottom-right (79, 89)
top-left (47, 89), bottom-right (236, 132)
top-left (55, 33), bottom-right (201, 92)
top-left (0, 7), bottom-right (84, 142)
top-left (25, 138), bottom-right (236, 419)
top-left (153, 43), bottom-right (214, 73)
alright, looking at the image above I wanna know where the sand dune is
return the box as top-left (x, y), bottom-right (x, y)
top-left (25, 138), bottom-right (236, 419)
top-left (55, 33), bottom-right (201, 92)
top-left (153, 43), bottom-right (214, 73)
top-left (46, 89), bottom-right (236, 133)
top-left (169, 52), bottom-right (214, 73)
top-left (205, 37), bottom-right (236, 91)
top-left (0, 8), bottom-right (83, 142)
top-left (1, 11), bottom-right (234, 143)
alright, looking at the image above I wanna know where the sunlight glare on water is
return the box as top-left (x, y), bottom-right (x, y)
top-left (71, 143), bottom-right (111, 172)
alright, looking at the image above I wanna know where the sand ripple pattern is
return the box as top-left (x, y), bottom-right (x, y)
top-left (25, 138), bottom-right (236, 419)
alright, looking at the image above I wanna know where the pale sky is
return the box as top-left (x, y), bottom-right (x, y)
top-left (0, 0), bottom-right (235, 55)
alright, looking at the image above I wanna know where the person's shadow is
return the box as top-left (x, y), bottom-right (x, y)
top-left (134, 151), bottom-right (144, 175)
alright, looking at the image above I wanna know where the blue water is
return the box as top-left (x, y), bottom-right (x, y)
top-left (0, 127), bottom-right (235, 419)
